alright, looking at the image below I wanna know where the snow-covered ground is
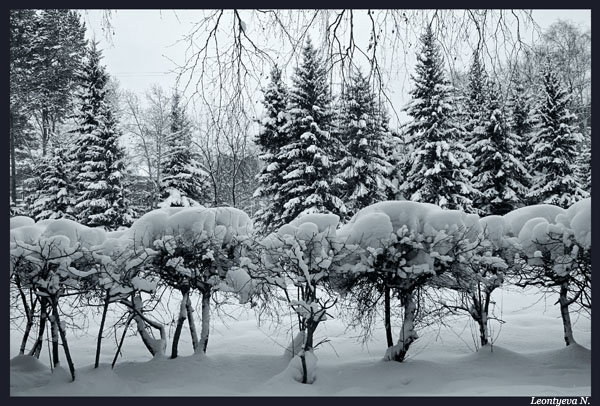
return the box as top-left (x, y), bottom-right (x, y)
top-left (10, 285), bottom-right (590, 396)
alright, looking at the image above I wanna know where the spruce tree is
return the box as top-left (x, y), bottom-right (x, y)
top-left (464, 51), bottom-right (488, 143)
top-left (160, 92), bottom-right (210, 207)
top-left (507, 68), bottom-right (535, 194)
top-left (275, 38), bottom-right (346, 227)
top-left (337, 68), bottom-right (393, 219)
top-left (470, 81), bottom-right (531, 215)
top-left (527, 63), bottom-right (588, 207)
top-left (27, 148), bottom-right (76, 221)
top-left (401, 26), bottom-right (475, 212)
top-left (71, 42), bottom-right (133, 230)
top-left (253, 65), bottom-right (290, 233)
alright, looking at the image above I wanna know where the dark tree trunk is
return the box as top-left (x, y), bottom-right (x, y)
top-left (16, 279), bottom-right (36, 355)
top-left (51, 300), bottom-right (76, 381)
top-left (112, 315), bottom-right (133, 369)
top-left (171, 287), bottom-right (189, 359)
top-left (95, 295), bottom-right (111, 368)
top-left (384, 284), bottom-right (394, 348)
top-left (559, 283), bottom-right (576, 346)
top-left (29, 297), bottom-right (49, 359)
top-left (186, 296), bottom-right (199, 353)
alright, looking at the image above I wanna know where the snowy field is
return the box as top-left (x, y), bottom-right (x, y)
top-left (10, 285), bottom-right (591, 397)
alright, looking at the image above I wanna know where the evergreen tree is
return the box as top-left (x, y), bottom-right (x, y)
top-left (275, 38), bottom-right (346, 227)
top-left (26, 149), bottom-right (76, 221)
top-left (470, 81), bottom-right (531, 215)
top-left (160, 92), bottom-right (210, 207)
top-left (401, 26), bottom-right (476, 212)
top-left (253, 65), bottom-right (290, 233)
top-left (464, 51), bottom-right (488, 141)
top-left (577, 131), bottom-right (591, 194)
top-left (526, 63), bottom-right (589, 207)
top-left (507, 68), bottom-right (535, 189)
top-left (337, 68), bottom-right (393, 219)
top-left (71, 42), bottom-right (133, 230)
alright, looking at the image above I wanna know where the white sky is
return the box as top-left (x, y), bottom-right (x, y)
top-left (81, 9), bottom-right (591, 127)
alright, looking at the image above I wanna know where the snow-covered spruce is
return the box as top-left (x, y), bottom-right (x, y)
top-left (469, 80), bottom-right (531, 216)
top-left (274, 38), bottom-right (346, 229)
top-left (335, 68), bottom-right (394, 220)
top-left (526, 63), bottom-right (589, 208)
top-left (70, 42), bottom-right (134, 230)
top-left (25, 149), bottom-right (76, 222)
top-left (159, 92), bottom-right (211, 208)
top-left (253, 213), bottom-right (342, 383)
top-left (401, 26), bottom-right (476, 212)
top-left (127, 206), bottom-right (254, 357)
top-left (253, 65), bottom-right (291, 235)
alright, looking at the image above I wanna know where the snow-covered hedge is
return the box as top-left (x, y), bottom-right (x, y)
top-left (10, 198), bottom-right (590, 381)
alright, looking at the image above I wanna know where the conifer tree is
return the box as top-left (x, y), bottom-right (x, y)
top-left (527, 63), bottom-right (588, 207)
top-left (470, 81), bottom-right (531, 215)
top-left (337, 68), bottom-right (393, 219)
top-left (160, 92), bottom-right (210, 207)
top-left (401, 26), bottom-right (475, 212)
top-left (71, 42), bottom-right (133, 230)
top-left (464, 51), bottom-right (488, 143)
top-left (27, 149), bottom-right (76, 221)
top-left (275, 38), bottom-right (346, 227)
top-left (253, 65), bottom-right (290, 233)
top-left (507, 68), bottom-right (535, 190)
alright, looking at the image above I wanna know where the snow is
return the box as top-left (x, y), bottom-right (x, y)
top-left (10, 216), bottom-right (35, 229)
top-left (566, 198), bottom-right (591, 249)
top-left (10, 287), bottom-right (590, 396)
top-left (503, 204), bottom-right (565, 237)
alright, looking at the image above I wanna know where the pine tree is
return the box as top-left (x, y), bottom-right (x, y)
top-left (71, 42), bottom-right (133, 230)
top-left (527, 63), bottom-right (589, 207)
top-left (275, 38), bottom-right (346, 227)
top-left (27, 148), bottom-right (76, 221)
top-left (470, 81), bottom-right (531, 215)
top-left (253, 65), bottom-right (290, 233)
top-left (160, 92), bottom-right (210, 208)
top-left (401, 26), bottom-right (476, 212)
top-left (337, 68), bottom-right (393, 219)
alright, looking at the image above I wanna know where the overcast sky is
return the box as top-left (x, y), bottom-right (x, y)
top-left (81, 9), bottom-right (591, 127)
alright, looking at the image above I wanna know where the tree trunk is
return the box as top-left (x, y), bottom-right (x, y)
top-left (384, 284), bottom-right (394, 348)
top-left (186, 296), bottom-right (199, 353)
top-left (51, 300), bottom-right (76, 381)
top-left (49, 313), bottom-right (60, 368)
top-left (95, 296), bottom-right (111, 368)
top-left (131, 294), bottom-right (166, 357)
top-left (385, 289), bottom-right (418, 362)
top-left (198, 289), bottom-right (211, 353)
top-left (112, 315), bottom-right (133, 369)
top-left (16, 279), bottom-right (36, 355)
top-left (171, 288), bottom-right (189, 359)
top-left (29, 297), bottom-right (49, 358)
top-left (559, 283), bottom-right (576, 346)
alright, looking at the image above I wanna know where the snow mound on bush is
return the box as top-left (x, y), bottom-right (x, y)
top-left (127, 206), bottom-right (252, 247)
